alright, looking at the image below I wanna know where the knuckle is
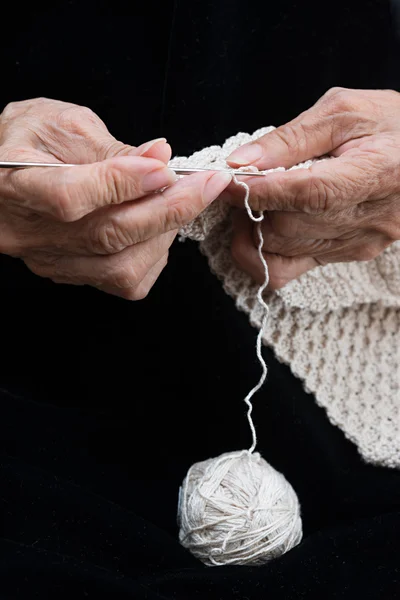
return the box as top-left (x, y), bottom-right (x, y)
top-left (1, 102), bottom-right (16, 121)
top-left (103, 141), bottom-right (134, 159)
top-left (0, 233), bottom-right (23, 257)
top-left (1, 98), bottom-right (54, 122)
top-left (108, 264), bottom-right (139, 290)
top-left (268, 274), bottom-right (290, 290)
top-left (24, 257), bottom-right (50, 278)
top-left (50, 185), bottom-right (77, 222)
top-left (88, 220), bottom-right (133, 255)
top-left (372, 200), bottom-right (400, 241)
top-left (0, 146), bottom-right (34, 162)
top-left (353, 244), bottom-right (380, 262)
top-left (1, 100), bottom-right (24, 120)
top-left (56, 105), bottom-right (100, 135)
top-left (275, 123), bottom-right (308, 156)
top-left (380, 155), bottom-right (400, 191)
top-left (268, 213), bottom-right (298, 238)
top-left (323, 87), bottom-right (372, 115)
top-left (100, 162), bottom-right (140, 205)
top-left (303, 173), bottom-right (330, 212)
top-left (324, 88), bottom-right (358, 112)
top-left (324, 207), bottom-right (354, 226)
top-left (166, 191), bottom-right (201, 228)
top-left (265, 255), bottom-right (294, 289)
top-left (25, 262), bottom-right (43, 277)
top-left (323, 85), bottom-right (351, 102)
top-left (243, 188), bottom-right (264, 212)
top-left (230, 233), bottom-right (248, 268)
top-left (324, 86), bottom-right (347, 101)
top-left (326, 86), bottom-right (347, 95)
top-left (27, 97), bottom-right (54, 108)
top-left (120, 283), bottom-right (150, 301)
top-left (303, 169), bottom-right (341, 213)
top-left (376, 222), bottom-right (400, 242)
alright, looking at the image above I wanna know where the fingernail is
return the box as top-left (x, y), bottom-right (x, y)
top-left (138, 137), bottom-right (167, 155)
top-left (227, 143), bottom-right (263, 166)
top-left (142, 166), bottom-right (177, 192)
top-left (203, 172), bottom-right (233, 206)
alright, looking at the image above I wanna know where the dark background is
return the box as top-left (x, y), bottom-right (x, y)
top-left (1, 0), bottom-right (399, 152)
top-left (0, 1), bottom-right (400, 598)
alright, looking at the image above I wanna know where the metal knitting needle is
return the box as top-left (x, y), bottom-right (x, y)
top-left (169, 167), bottom-right (266, 177)
top-left (0, 161), bottom-right (266, 176)
top-left (0, 161), bottom-right (76, 168)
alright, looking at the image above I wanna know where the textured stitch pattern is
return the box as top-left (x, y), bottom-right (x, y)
top-left (171, 127), bottom-right (400, 469)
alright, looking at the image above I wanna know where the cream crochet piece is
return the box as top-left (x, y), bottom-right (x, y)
top-left (171, 127), bottom-right (400, 469)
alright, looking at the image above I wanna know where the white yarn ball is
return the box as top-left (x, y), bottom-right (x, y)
top-left (178, 451), bottom-right (302, 566)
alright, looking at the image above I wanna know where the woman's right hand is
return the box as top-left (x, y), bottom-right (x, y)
top-left (0, 98), bottom-right (231, 299)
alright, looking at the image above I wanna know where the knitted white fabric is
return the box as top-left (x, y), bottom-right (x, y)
top-left (171, 127), bottom-right (400, 469)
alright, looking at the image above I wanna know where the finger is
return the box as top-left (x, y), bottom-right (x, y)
top-left (264, 206), bottom-right (364, 240)
top-left (261, 254), bottom-right (318, 289)
top-left (231, 209), bottom-right (265, 282)
top-left (70, 170), bottom-right (232, 254)
top-left (227, 153), bottom-right (381, 213)
top-left (25, 230), bottom-right (176, 297)
top-left (16, 170), bottom-right (233, 256)
top-left (137, 139), bottom-right (172, 164)
top-left (261, 224), bottom-right (390, 263)
top-left (2, 156), bottom-right (178, 222)
top-left (266, 197), bottom-right (400, 241)
top-left (226, 88), bottom-right (372, 170)
top-left (231, 210), bottom-right (271, 283)
top-left (261, 226), bottom-right (336, 257)
top-left (231, 210), bottom-right (317, 288)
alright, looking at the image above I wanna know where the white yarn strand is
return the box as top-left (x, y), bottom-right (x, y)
top-left (177, 173), bottom-right (303, 567)
top-left (234, 175), bottom-right (270, 453)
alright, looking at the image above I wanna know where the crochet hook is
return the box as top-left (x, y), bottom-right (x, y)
top-left (0, 161), bottom-right (266, 176)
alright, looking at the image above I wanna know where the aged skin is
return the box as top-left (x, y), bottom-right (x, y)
top-left (227, 88), bottom-right (400, 289)
top-left (0, 98), bottom-right (231, 299)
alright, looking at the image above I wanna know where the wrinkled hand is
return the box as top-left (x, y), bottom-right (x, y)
top-left (0, 98), bottom-right (231, 299)
top-left (226, 88), bottom-right (400, 289)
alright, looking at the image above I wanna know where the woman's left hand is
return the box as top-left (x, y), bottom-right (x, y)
top-left (225, 87), bottom-right (400, 289)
